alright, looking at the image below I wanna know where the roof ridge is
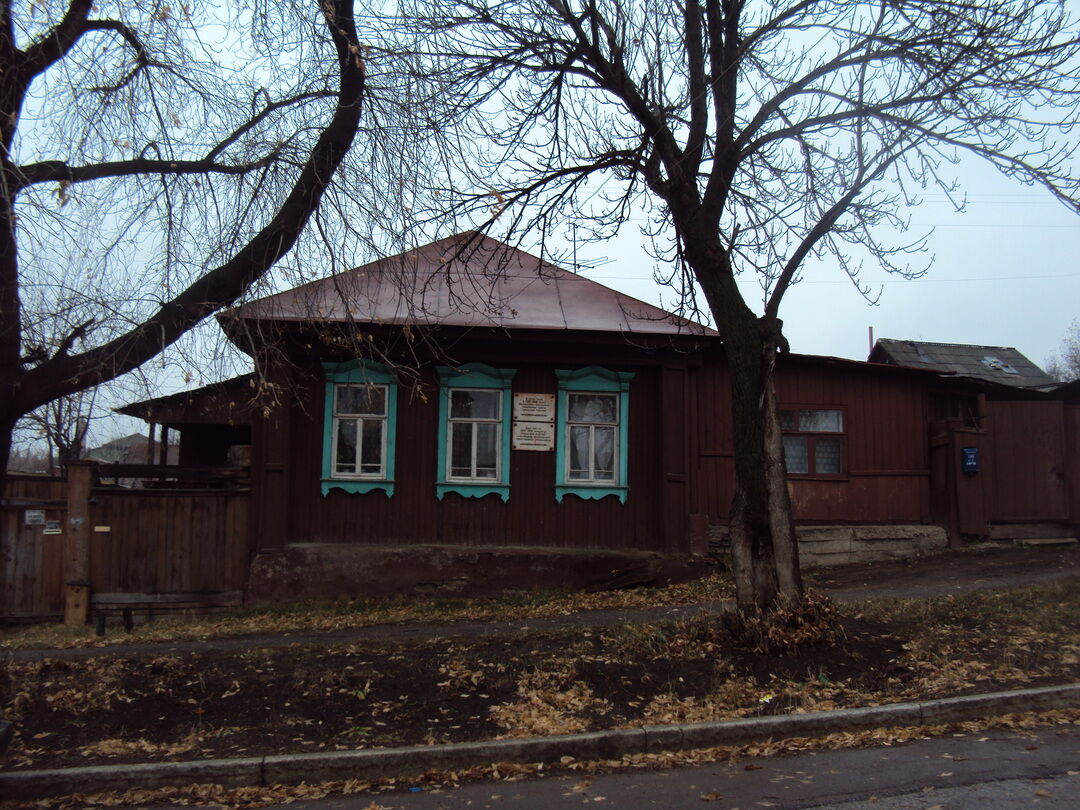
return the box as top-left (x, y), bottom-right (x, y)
top-left (877, 337), bottom-right (1020, 352)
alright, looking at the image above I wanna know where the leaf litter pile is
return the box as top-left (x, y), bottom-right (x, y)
top-left (1, 582), bottom-right (1078, 777)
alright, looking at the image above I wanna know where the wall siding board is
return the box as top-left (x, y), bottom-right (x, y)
top-left (988, 401), bottom-right (1068, 522)
top-left (1068, 405), bottom-right (1080, 523)
top-left (287, 360), bottom-right (661, 549)
top-left (693, 360), bottom-right (932, 525)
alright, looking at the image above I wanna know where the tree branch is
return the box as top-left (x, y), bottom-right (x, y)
top-left (16, 154), bottom-right (278, 190)
top-left (17, 0), bottom-right (367, 411)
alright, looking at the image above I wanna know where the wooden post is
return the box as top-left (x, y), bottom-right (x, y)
top-left (64, 461), bottom-right (95, 625)
top-left (147, 422), bottom-right (156, 464)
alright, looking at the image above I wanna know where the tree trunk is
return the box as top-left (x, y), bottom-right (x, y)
top-left (762, 335), bottom-right (803, 603)
top-left (724, 325), bottom-right (780, 612)
top-left (692, 245), bottom-right (803, 614)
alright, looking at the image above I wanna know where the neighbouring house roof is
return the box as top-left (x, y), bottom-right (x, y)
top-left (221, 233), bottom-right (715, 337)
top-left (116, 374), bottom-right (257, 425)
top-left (869, 339), bottom-right (1056, 389)
top-left (85, 434), bottom-right (177, 465)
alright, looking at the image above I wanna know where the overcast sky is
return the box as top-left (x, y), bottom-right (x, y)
top-left (552, 152), bottom-right (1079, 370)
top-left (85, 2), bottom-right (1080, 447)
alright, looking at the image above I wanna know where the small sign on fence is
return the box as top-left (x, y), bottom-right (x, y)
top-left (24, 510), bottom-right (45, 526)
top-left (43, 520), bottom-right (62, 535)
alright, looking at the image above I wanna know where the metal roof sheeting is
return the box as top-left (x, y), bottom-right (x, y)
top-left (223, 233), bottom-right (714, 337)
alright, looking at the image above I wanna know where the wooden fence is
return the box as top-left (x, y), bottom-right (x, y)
top-left (1, 464), bottom-right (249, 623)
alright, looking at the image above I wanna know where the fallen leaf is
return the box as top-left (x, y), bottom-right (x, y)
top-left (701, 791), bottom-right (724, 801)
top-left (744, 764), bottom-right (762, 771)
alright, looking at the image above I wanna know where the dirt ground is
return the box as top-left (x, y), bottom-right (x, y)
top-left (3, 565), bottom-right (1078, 774)
top-left (3, 618), bottom-right (901, 770)
top-left (6, 543), bottom-right (1078, 664)
top-left (811, 542), bottom-right (1080, 599)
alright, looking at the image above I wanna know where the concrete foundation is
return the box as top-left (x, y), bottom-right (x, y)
top-left (708, 524), bottom-right (948, 568)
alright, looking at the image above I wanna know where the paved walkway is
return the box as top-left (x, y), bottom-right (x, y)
top-left (281, 722), bottom-right (1080, 809)
top-left (5, 543), bottom-right (1078, 662)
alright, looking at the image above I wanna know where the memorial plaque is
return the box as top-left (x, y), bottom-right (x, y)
top-left (513, 393), bottom-right (555, 423)
top-left (512, 420), bottom-right (555, 451)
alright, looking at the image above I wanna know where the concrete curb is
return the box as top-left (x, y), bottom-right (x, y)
top-left (2, 683), bottom-right (1078, 800)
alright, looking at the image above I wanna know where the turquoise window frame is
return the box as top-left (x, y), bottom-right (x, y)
top-left (436, 363), bottom-right (516, 502)
top-left (555, 366), bottom-right (634, 503)
top-left (321, 359), bottom-right (397, 497)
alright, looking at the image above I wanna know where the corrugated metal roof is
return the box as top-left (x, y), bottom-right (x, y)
top-left (869, 339), bottom-right (1055, 389)
top-left (222, 233), bottom-right (714, 337)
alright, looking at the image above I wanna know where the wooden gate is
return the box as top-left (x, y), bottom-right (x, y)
top-left (987, 401), bottom-right (1068, 522)
top-left (1, 465), bottom-right (249, 623)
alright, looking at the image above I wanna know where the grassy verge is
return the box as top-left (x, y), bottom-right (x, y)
top-left (0, 573), bottom-right (734, 651)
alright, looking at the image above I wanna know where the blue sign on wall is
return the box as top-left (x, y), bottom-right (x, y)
top-left (961, 446), bottom-right (979, 474)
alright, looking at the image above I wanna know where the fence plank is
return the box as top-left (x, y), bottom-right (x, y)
top-left (4, 479), bottom-right (249, 620)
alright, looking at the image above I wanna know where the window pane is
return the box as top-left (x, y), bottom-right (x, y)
top-left (568, 393), bottom-right (617, 424)
top-left (799, 409), bottom-right (842, 432)
top-left (474, 423), bottom-right (498, 478)
top-left (568, 425), bottom-right (590, 480)
top-left (779, 410), bottom-right (795, 430)
top-left (593, 426), bottom-right (615, 480)
top-left (815, 436), bottom-right (842, 474)
top-left (782, 435), bottom-right (809, 474)
top-left (451, 389), bottom-right (500, 419)
top-left (335, 419), bottom-right (357, 473)
top-left (337, 384), bottom-right (385, 416)
top-left (450, 422), bottom-right (472, 477)
top-left (360, 419), bottom-right (383, 474)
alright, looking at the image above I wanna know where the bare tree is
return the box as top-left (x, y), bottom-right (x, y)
top-left (1046, 319), bottom-right (1080, 381)
top-left (409, 0), bottom-right (1080, 612)
top-left (0, 0), bottom-right (380, 492)
top-left (21, 389), bottom-right (95, 473)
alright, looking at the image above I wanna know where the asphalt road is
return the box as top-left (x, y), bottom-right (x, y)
top-left (278, 722), bottom-right (1080, 809)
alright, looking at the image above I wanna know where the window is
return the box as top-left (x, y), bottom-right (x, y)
top-left (448, 389), bottom-right (501, 480)
top-left (555, 366), bottom-right (634, 503)
top-left (321, 360), bottom-right (397, 496)
top-left (566, 393), bottom-right (618, 483)
top-left (780, 408), bottom-right (844, 476)
top-left (436, 364), bottom-right (515, 501)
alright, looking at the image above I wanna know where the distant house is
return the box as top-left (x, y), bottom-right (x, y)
top-left (106, 234), bottom-right (1080, 603)
top-left (85, 433), bottom-right (178, 465)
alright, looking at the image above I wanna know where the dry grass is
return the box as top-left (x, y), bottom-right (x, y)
top-left (0, 573), bottom-right (733, 651)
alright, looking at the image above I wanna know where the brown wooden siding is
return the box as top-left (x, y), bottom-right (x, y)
top-left (693, 360), bottom-right (932, 525)
top-left (1067, 405), bottom-right (1080, 523)
top-left (2, 477), bottom-right (249, 620)
top-left (4, 475), bottom-right (68, 502)
top-left (987, 400), bottom-right (1068, 522)
top-left (90, 489), bottom-right (250, 595)
top-left (285, 362), bottom-right (663, 550)
top-left (1, 505), bottom-right (67, 618)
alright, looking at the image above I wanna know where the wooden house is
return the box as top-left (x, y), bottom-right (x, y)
top-left (102, 234), bottom-right (1079, 604)
top-left (871, 339), bottom-right (1079, 545)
